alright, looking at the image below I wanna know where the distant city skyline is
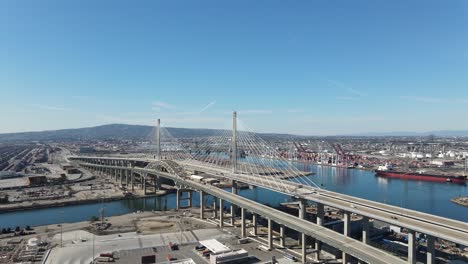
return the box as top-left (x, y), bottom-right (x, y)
top-left (1, 0), bottom-right (467, 135)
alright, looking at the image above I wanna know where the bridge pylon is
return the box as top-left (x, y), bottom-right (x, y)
top-left (156, 118), bottom-right (161, 160)
top-left (232, 111), bottom-right (238, 174)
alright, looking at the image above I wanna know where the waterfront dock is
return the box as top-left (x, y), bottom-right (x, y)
top-left (451, 196), bottom-right (468, 207)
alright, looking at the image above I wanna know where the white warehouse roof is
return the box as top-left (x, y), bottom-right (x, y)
top-left (199, 239), bottom-right (231, 255)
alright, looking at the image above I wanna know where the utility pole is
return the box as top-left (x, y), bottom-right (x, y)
top-left (232, 111), bottom-right (238, 174)
top-left (156, 119), bottom-right (161, 160)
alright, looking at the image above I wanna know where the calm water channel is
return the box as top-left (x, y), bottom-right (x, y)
top-left (1, 163), bottom-right (467, 228)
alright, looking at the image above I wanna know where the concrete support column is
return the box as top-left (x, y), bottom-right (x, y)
top-left (131, 170), bottom-right (134, 191)
top-left (125, 169), bottom-right (129, 187)
top-left (302, 233), bottom-right (307, 264)
top-left (212, 200), bottom-right (217, 218)
top-left (342, 211), bottom-right (350, 264)
top-left (407, 230), bottom-right (417, 264)
top-left (426, 235), bottom-right (435, 264)
top-left (298, 200), bottom-right (306, 246)
top-left (155, 178), bottom-right (161, 190)
top-left (219, 198), bottom-right (224, 227)
top-left (357, 216), bottom-right (370, 264)
top-left (315, 203), bottom-right (324, 260)
top-left (279, 225), bottom-right (285, 248)
top-left (362, 216), bottom-right (370, 244)
top-left (252, 214), bottom-right (258, 236)
top-left (299, 200), bottom-right (306, 219)
top-left (240, 208), bottom-right (246, 238)
top-left (267, 218), bottom-right (273, 250)
top-left (187, 191), bottom-right (192, 208)
top-left (120, 170), bottom-right (123, 185)
top-left (176, 189), bottom-right (181, 210)
top-left (199, 191), bottom-right (205, 219)
top-left (230, 181), bottom-right (238, 225)
top-left (143, 173), bottom-right (147, 194)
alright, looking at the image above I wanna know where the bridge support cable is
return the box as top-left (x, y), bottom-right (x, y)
top-left (237, 118), bottom-right (318, 190)
top-left (233, 127), bottom-right (284, 190)
top-left (186, 127), bottom-right (231, 168)
top-left (234, 129), bottom-right (277, 189)
top-left (235, 128), bottom-right (294, 193)
top-left (236, 118), bottom-right (321, 191)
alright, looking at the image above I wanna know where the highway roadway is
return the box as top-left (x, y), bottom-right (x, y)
top-left (181, 161), bottom-right (468, 246)
top-left (78, 162), bottom-right (407, 264)
top-left (70, 156), bottom-right (468, 247)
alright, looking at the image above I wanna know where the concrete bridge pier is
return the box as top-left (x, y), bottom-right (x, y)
top-left (176, 189), bottom-right (192, 210)
top-left (315, 203), bottom-right (325, 261)
top-left (143, 173), bottom-right (147, 194)
top-left (155, 178), bottom-right (161, 191)
top-left (199, 191), bottom-right (205, 219)
top-left (298, 199), bottom-right (306, 247)
top-left (279, 225), bottom-right (285, 248)
top-left (125, 169), bottom-right (129, 188)
top-left (408, 230), bottom-right (417, 264)
top-left (358, 216), bottom-right (370, 264)
top-left (301, 233), bottom-right (308, 263)
top-left (252, 213), bottom-right (258, 236)
top-left (267, 218), bottom-right (273, 250)
top-left (427, 235), bottom-right (435, 264)
top-left (130, 170), bottom-right (134, 191)
top-left (219, 198), bottom-right (224, 227)
top-left (230, 180), bottom-right (238, 225)
top-left (212, 200), bottom-right (217, 218)
top-left (362, 216), bottom-right (370, 244)
top-left (240, 207), bottom-right (246, 238)
top-left (342, 211), bottom-right (351, 264)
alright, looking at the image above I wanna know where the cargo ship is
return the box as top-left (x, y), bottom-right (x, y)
top-left (375, 165), bottom-right (467, 184)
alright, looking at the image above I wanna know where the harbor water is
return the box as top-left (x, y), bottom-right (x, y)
top-left (0, 163), bottom-right (467, 228)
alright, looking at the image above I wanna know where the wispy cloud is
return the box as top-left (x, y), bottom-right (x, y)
top-left (71, 95), bottom-right (94, 100)
top-left (30, 104), bottom-right (71, 111)
top-left (286, 109), bottom-right (304, 113)
top-left (328, 79), bottom-right (366, 99)
top-left (152, 101), bottom-right (175, 112)
top-left (400, 96), bottom-right (443, 103)
top-left (336, 96), bottom-right (359, 101)
top-left (400, 96), bottom-right (468, 104)
top-left (238, 110), bottom-right (273, 115)
top-left (199, 100), bottom-right (216, 114)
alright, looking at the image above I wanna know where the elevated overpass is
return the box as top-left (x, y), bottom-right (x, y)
top-left (75, 161), bottom-right (407, 264)
top-left (70, 156), bottom-right (468, 264)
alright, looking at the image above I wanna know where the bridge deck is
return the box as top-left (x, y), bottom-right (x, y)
top-left (78, 161), bottom-right (407, 264)
top-left (70, 156), bottom-right (468, 247)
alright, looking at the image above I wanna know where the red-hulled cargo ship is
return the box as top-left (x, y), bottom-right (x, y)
top-left (375, 168), bottom-right (467, 184)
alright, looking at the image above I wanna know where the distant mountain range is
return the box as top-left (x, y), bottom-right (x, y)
top-left (0, 124), bottom-right (467, 142)
top-left (344, 130), bottom-right (468, 137)
top-left (0, 124), bottom-right (301, 142)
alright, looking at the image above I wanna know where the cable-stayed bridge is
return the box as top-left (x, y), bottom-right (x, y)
top-left (69, 112), bottom-right (468, 264)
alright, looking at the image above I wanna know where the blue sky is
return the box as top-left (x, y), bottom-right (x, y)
top-left (1, 0), bottom-right (467, 135)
